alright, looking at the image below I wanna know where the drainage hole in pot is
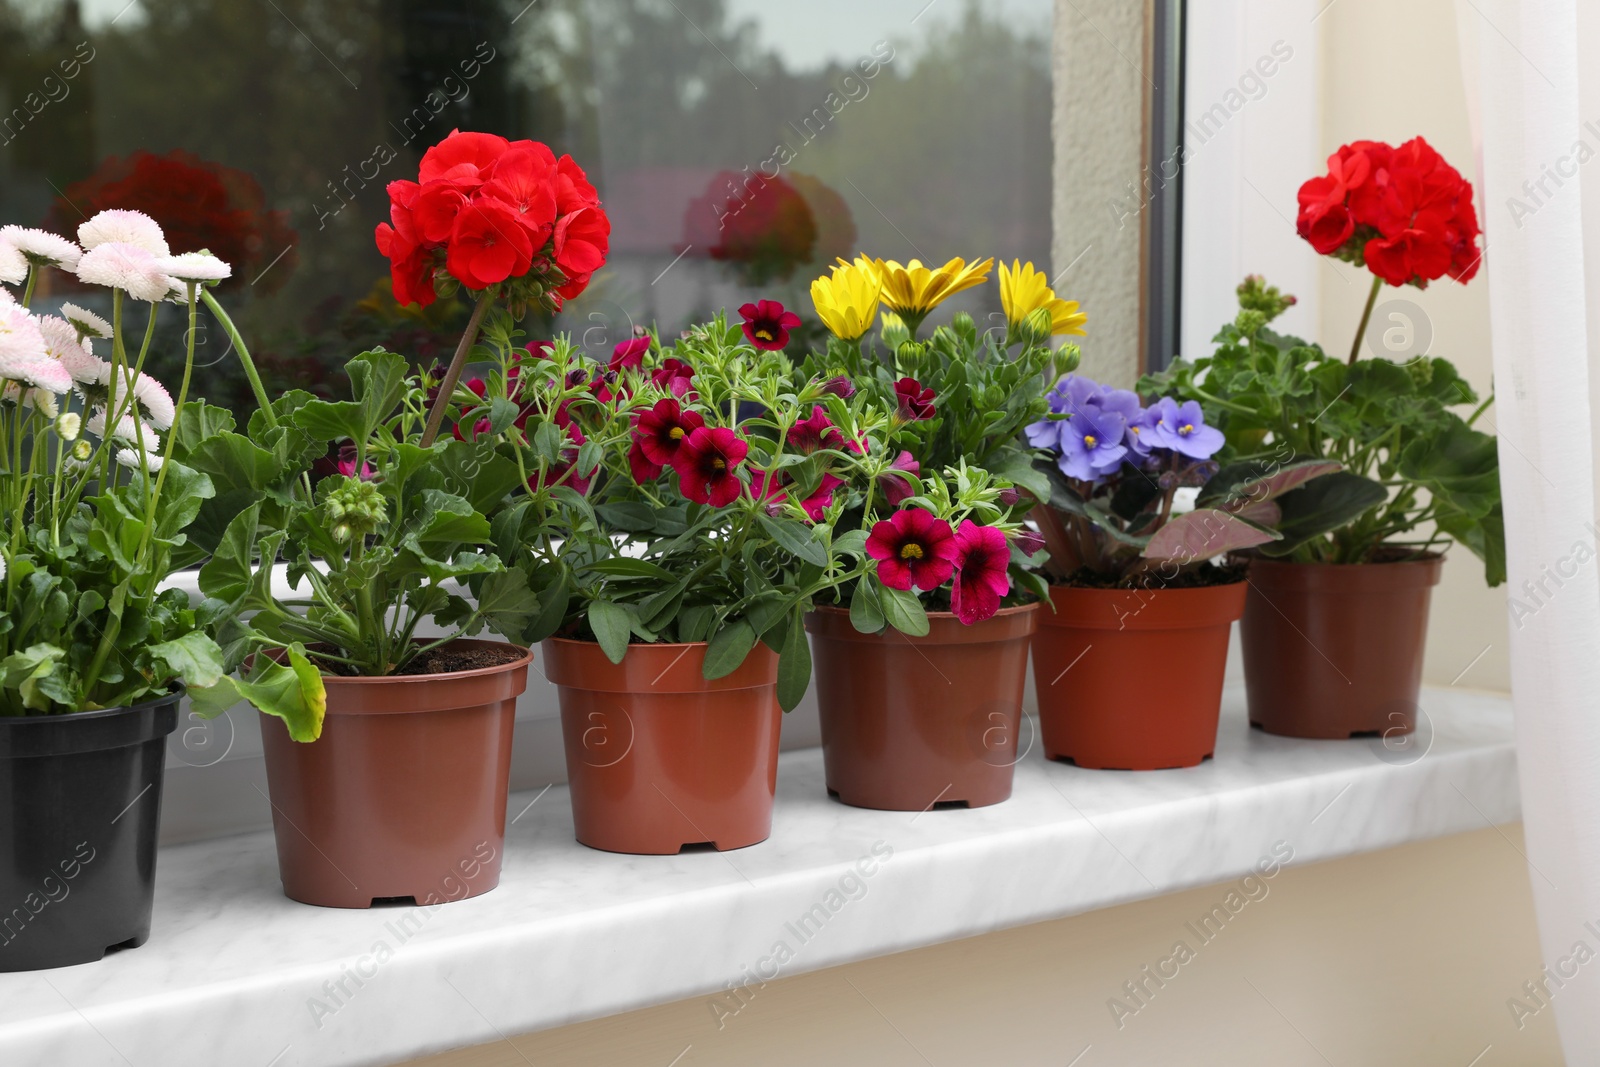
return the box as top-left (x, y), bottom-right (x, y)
top-left (931, 799), bottom-right (970, 811)
top-left (1348, 729), bottom-right (1383, 739)
top-left (677, 841), bottom-right (719, 854)
top-left (370, 895), bottom-right (420, 908)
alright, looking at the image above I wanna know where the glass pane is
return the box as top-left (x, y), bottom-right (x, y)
top-left (1, 0), bottom-right (1052, 413)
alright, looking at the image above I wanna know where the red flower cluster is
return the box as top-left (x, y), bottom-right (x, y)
top-left (865, 510), bottom-right (1013, 624)
top-left (376, 130), bottom-right (610, 309)
top-left (681, 173), bottom-right (817, 285)
top-left (1296, 137), bottom-right (1481, 287)
top-left (52, 148), bottom-right (298, 294)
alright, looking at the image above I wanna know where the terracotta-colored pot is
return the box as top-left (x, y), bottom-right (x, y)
top-left (1242, 555), bottom-right (1443, 739)
top-left (257, 639), bottom-right (530, 909)
top-left (805, 604), bottom-right (1039, 810)
top-left (542, 639), bottom-right (781, 855)
top-left (1032, 582), bottom-right (1246, 770)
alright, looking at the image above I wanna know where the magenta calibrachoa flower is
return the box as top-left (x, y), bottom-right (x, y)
top-left (673, 426), bottom-right (748, 507)
top-left (739, 299), bottom-right (802, 351)
top-left (893, 377), bottom-right (936, 421)
top-left (866, 508), bottom-right (958, 591)
top-left (951, 520), bottom-right (1012, 625)
top-left (876, 449), bottom-right (921, 507)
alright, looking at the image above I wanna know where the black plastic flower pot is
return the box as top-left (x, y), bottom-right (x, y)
top-left (0, 692), bottom-right (179, 972)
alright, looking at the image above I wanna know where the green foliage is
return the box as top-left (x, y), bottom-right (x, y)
top-left (186, 350), bottom-right (538, 719)
top-left (1141, 279), bottom-right (1503, 584)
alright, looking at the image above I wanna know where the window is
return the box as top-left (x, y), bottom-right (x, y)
top-left (1, 0), bottom-right (1052, 412)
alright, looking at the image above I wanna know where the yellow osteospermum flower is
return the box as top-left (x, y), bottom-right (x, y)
top-left (1000, 260), bottom-right (1087, 339)
top-left (810, 261), bottom-right (882, 341)
top-left (848, 255), bottom-right (992, 334)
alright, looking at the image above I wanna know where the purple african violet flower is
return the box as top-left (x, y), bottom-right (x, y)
top-left (1147, 397), bottom-right (1225, 459)
top-left (1125, 404), bottom-right (1163, 457)
top-left (1057, 406), bottom-right (1129, 481)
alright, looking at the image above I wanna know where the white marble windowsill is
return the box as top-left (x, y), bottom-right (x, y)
top-left (0, 682), bottom-right (1517, 1067)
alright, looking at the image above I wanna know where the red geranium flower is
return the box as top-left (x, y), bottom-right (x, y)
top-left (877, 450), bottom-right (921, 506)
top-left (419, 129), bottom-right (510, 189)
top-left (375, 197), bottom-right (432, 308)
top-left (866, 508), bottom-right (957, 592)
top-left (554, 205), bottom-right (610, 278)
top-left (447, 198), bottom-right (534, 290)
top-left (894, 377), bottom-right (936, 421)
top-left (739, 299), bottom-right (801, 350)
top-left (483, 143), bottom-right (559, 243)
top-left (787, 405), bottom-right (844, 455)
top-left (950, 520), bottom-right (1012, 625)
top-left (673, 426), bottom-right (748, 507)
top-left (635, 398), bottom-right (705, 468)
top-left (554, 155), bottom-right (601, 214)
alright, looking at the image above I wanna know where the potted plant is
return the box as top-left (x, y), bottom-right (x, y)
top-left (458, 304), bottom-right (885, 854)
top-left (1023, 366), bottom-right (1365, 769)
top-left (182, 129), bottom-right (600, 907)
top-left (1146, 137), bottom-right (1503, 739)
top-left (797, 257), bottom-right (1060, 811)
top-left (0, 214), bottom-right (277, 968)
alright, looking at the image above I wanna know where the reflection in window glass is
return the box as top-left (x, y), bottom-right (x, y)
top-left (0, 0), bottom-right (1052, 412)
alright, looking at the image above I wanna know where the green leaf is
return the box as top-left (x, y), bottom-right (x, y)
top-left (879, 584), bottom-right (930, 637)
top-left (521, 569), bottom-right (571, 644)
top-left (198, 504), bottom-right (262, 604)
top-left (998, 453), bottom-right (1052, 503)
top-left (1397, 415), bottom-right (1501, 519)
top-left (595, 501), bottom-right (659, 533)
top-left (473, 568), bottom-right (542, 641)
top-left (848, 578), bottom-right (885, 634)
top-left (757, 514), bottom-right (829, 567)
top-left (1263, 473), bottom-right (1390, 555)
top-left (1, 644), bottom-right (68, 712)
top-left (776, 609), bottom-right (812, 712)
top-left (588, 600), bottom-right (632, 664)
top-left (831, 529), bottom-right (870, 558)
top-left (190, 644), bottom-right (327, 742)
top-left (291, 399), bottom-right (367, 445)
top-left (411, 490), bottom-right (492, 544)
top-left (583, 557), bottom-right (676, 580)
top-left (704, 618), bottom-right (757, 680)
top-left (148, 631), bottom-right (227, 689)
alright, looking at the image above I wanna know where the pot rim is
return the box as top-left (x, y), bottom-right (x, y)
top-left (1045, 577), bottom-right (1249, 593)
top-left (1247, 551), bottom-right (1445, 570)
top-left (281, 638), bottom-right (533, 686)
top-left (809, 600), bottom-right (1042, 621)
top-left (540, 636), bottom-right (778, 692)
top-left (0, 686), bottom-right (183, 727)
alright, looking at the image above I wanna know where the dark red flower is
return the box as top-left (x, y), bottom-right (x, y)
top-left (650, 358), bottom-right (696, 398)
top-left (635, 398), bottom-right (705, 468)
top-left (749, 469), bottom-right (789, 516)
top-left (447, 198), bottom-right (534, 290)
top-left (628, 439), bottom-right (663, 484)
top-left (673, 426), bottom-right (748, 507)
top-left (749, 470), bottom-right (844, 523)
top-left (799, 473), bottom-right (845, 522)
top-left (894, 377), bottom-right (936, 421)
top-left (866, 508), bottom-right (957, 592)
top-left (1014, 528), bottom-right (1047, 557)
top-left (739, 299), bottom-right (801, 350)
top-left (610, 336), bottom-right (651, 372)
top-left (950, 520), bottom-right (1012, 625)
top-left (877, 450), bottom-right (921, 506)
top-left (821, 375), bottom-right (856, 399)
top-left (313, 442), bottom-right (375, 482)
top-left (787, 405), bottom-right (845, 455)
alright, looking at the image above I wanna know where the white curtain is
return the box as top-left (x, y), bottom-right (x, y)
top-left (1459, 0), bottom-right (1600, 1057)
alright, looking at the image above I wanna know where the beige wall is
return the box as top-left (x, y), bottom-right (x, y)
top-left (1319, 0), bottom-right (1509, 692)
top-left (403, 826), bottom-right (1557, 1067)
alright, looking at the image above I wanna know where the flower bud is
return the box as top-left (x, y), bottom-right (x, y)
top-left (1234, 309), bottom-right (1268, 337)
top-left (1052, 343), bottom-right (1082, 380)
top-left (879, 312), bottom-right (910, 350)
top-left (71, 439), bottom-right (92, 462)
top-left (1405, 357), bottom-right (1434, 388)
top-left (896, 341), bottom-right (926, 369)
top-left (1013, 528), bottom-right (1046, 556)
top-left (821, 375), bottom-right (856, 399)
top-left (55, 412), bottom-right (81, 441)
top-left (1019, 307), bottom-right (1053, 346)
top-left (997, 487), bottom-right (1023, 506)
top-left (952, 311), bottom-right (976, 336)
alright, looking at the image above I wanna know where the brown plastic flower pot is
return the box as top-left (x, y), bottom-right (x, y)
top-left (806, 603), bottom-right (1039, 811)
top-left (1032, 582), bottom-right (1246, 770)
top-left (542, 639), bottom-right (782, 855)
top-left (1242, 555), bottom-right (1443, 739)
top-left (257, 640), bottom-right (530, 909)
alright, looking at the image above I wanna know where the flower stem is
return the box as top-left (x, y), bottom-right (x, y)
top-left (1348, 274), bottom-right (1383, 365)
top-left (200, 288), bottom-right (276, 427)
top-left (420, 291), bottom-right (497, 448)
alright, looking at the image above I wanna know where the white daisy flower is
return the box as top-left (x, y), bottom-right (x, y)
top-left (0, 226), bottom-right (82, 271)
top-left (77, 210), bottom-right (169, 257)
top-left (76, 242), bottom-right (172, 302)
top-left (0, 241), bottom-right (25, 286)
top-left (159, 252), bottom-right (232, 283)
top-left (59, 302), bottom-right (112, 340)
top-left (86, 407), bottom-right (161, 450)
top-left (0, 355), bottom-right (72, 395)
top-left (131, 372), bottom-right (176, 430)
top-left (116, 448), bottom-right (163, 472)
top-left (37, 315), bottom-right (108, 386)
top-left (56, 411), bottom-right (81, 441)
top-left (0, 304), bottom-right (46, 364)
